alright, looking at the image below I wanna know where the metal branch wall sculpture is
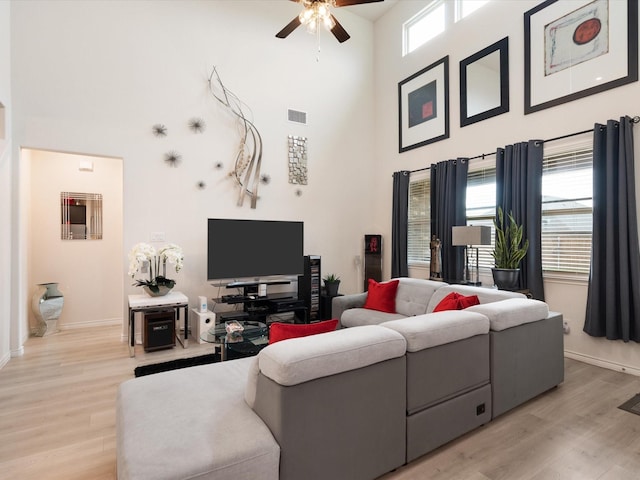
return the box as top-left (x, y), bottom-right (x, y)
top-left (208, 67), bottom-right (263, 209)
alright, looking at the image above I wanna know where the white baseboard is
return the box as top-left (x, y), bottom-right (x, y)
top-left (59, 317), bottom-right (122, 330)
top-left (0, 351), bottom-right (10, 369)
top-left (565, 350), bottom-right (640, 377)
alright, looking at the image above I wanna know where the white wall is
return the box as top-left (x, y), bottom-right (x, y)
top-left (10, 1), bottom-right (378, 344)
top-left (28, 150), bottom-right (123, 330)
top-left (0, 0), bottom-right (12, 366)
top-left (374, 1), bottom-right (640, 373)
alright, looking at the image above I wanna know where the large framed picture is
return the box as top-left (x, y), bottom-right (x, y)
top-left (524, 0), bottom-right (638, 114)
top-left (398, 56), bottom-right (449, 152)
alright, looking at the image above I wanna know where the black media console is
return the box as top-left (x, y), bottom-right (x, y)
top-left (216, 280), bottom-right (308, 324)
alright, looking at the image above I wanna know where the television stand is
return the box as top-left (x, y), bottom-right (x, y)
top-left (216, 289), bottom-right (308, 324)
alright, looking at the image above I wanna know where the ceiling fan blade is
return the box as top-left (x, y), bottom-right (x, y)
top-left (330, 14), bottom-right (351, 43)
top-left (335, 0), bottom-right (384, 7)
top-left (276, 16), bottom-right (302, 39)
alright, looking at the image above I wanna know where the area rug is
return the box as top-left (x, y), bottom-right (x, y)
top-left (134, 353), bottom-right (219, 377)
top-left (618, 393), bottom-right (640, 416)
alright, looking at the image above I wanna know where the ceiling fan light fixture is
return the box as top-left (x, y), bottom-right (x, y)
top-left (298, 1), bottom-right (336, 35)
top-left (298, 8), bottom-right (314, 24)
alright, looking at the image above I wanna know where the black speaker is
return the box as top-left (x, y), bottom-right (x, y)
top-left (143, 310), bottom-right (176, 352)
top-left (364, 234), bottom-right (382, 291)
top-left (298, 255), bottom-right (320, 321)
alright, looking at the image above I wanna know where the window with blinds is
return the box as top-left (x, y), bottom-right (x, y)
top-left (466, 165), bottom-right (496, 269)
top-left (541, 146), bottom-right (593, 276)
top-left (408, 142), bottom-right (593, 276)
top-left (408, 177), bottom-right (430, 263)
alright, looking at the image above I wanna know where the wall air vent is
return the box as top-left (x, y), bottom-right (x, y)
top-left (288, 109), bottom-right (307, 125)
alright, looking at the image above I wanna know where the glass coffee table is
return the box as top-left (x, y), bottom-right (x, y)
top-left (200, 320), bottom-right (269, 361)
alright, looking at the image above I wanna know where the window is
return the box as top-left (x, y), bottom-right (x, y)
top-left (408, 141), bottom-right (593, 277)
top-left (466, 162), bottom-right (496, 269)
top-left (408, 176), bottom-right (431, 263)
top-left (541, 142), bottom-right (593, 276)
top-left (403, 1), bottom-right (445, 56)
top-left (455, 0), bottom-right (490, 22)
top-left (463, 142), bottom-right (593, 278)
top-left (403, 1), bottom-right (490, 55)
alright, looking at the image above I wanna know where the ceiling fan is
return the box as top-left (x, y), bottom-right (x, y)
top-left (276, 0), bottom-right (384, 44)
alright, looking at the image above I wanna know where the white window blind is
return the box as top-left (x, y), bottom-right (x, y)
top-left (541, 146), bottom-right (593, 276)
top-left (408, 177), bottom-right (431, 263)
top-left (466, 165), bottom-right (496, 269)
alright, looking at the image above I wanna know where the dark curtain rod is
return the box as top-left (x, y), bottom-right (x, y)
top-left (407, 115), bottom-right (640, 175)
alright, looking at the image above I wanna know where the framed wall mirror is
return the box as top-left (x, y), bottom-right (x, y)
top-left (61, 192), bottom-right (103, 240)
top-left (460, 37), bottom-right (509, 127)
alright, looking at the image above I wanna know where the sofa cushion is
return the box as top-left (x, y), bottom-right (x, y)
top-left (363, 279), bottom-right (399, 313)
top-left (433, 292), bottom-right (480, 312)
top-left (465, 298), bottom-right (549, 331)
top-left (380, 310), bottom-right (490, 351)
top-left (395, 278), bottom-right (448, 317)
top-left (426, 285), bottom-right (526, 313)
top-left (268, 319), bottom-right (339, 344)
top-left (117, 357), bottom-right (279, 480)
top-left (257, 325), bottom-right (406, 386)
top-left (341, 307), bottom-right (406, 327)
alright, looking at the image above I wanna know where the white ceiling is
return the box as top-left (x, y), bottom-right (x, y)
top-left (345, 0), bottom-right (398, 22)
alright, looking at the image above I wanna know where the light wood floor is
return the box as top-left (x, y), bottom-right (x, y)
top-left (1, 326), bottom-right (640, 480)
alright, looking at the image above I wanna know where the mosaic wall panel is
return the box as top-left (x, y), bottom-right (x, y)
top-left (288, 135), bottom-right (308, 185)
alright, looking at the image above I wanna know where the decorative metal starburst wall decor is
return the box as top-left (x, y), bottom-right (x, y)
top-left (189, 118), bottom-right (206, 133)
top-left (164, 151), bottom-right (182, 167)
top-left (152, 124), bottom-right (168, 137)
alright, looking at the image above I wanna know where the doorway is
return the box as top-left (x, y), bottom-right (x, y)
top-left (25, 148), bottom-right (123, 332)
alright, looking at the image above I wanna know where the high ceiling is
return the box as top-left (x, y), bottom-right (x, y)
top-left (345, 0), bottom-right (398, 22)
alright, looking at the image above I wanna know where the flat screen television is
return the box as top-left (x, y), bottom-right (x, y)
top-left (207, 219), bottom-right (304, 282)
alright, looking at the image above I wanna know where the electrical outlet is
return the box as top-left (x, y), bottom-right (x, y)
top-left (150, 232), bottom-right (166, 242)
top-left (563, 321), bottom-right (570, 334)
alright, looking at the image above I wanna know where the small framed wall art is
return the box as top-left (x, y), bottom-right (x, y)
top-left (398, 56), bottom-right (450, 153)
top-left (524, 0), bottom-right (638, 114)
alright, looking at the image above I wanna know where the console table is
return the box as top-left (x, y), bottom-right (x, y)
top-left (127, 291), bottom-right (189, 357)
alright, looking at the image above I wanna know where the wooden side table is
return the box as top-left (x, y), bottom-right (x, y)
top-left (127, 291), bottom-right (189, 357)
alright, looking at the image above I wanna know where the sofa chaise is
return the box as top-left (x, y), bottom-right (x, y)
top-left (116, 278), bottom-right (564, 479)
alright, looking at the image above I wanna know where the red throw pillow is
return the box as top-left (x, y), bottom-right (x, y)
top-left (363, 279), bottom-right (400, 313)
top-left (269, 319), bottom-right (339, 344)
top-left (433, 292), bottom-right (480, 312)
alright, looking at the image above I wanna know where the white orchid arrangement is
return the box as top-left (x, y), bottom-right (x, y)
top-left (128, 242), bottom-right (184, 293)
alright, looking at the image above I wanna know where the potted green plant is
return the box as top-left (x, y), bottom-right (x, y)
top-left (491, 207), bottom-right (529, 290)
top-left (323, 274), bottom-right (341, 297)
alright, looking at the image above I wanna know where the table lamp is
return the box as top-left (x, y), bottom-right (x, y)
top-left (452, 225), bottom-right (491, 285)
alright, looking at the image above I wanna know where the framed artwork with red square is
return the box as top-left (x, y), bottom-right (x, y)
top-left (398, 56), bottom-right (449, 153)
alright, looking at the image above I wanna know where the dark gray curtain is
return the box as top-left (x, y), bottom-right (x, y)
top-left (430, 158), bottom-right (468, 282)
top-left (391, 170), bottom-right (410, 278)
top-left (496, 140), bottom-right (545, 300)
top-left (584, 117), bottom-right (640, 342)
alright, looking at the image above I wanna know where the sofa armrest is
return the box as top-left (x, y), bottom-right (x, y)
top-left (332, 292), bottom-right (368, 326)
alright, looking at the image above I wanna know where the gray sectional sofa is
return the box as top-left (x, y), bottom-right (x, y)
top-left (116, 278), bottom-right (564, 480)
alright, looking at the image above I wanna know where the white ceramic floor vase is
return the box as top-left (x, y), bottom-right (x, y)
top-left (32, 282), bottom-right (64, 336)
